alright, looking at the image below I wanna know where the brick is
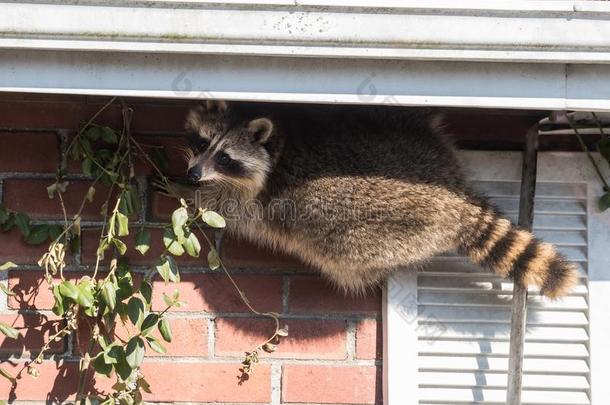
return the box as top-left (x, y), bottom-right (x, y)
top-left (221, 237), bottom-right (306, 269)
top-left (140, 362), bottom-right (271, 402)
top-left (8, 270), bottom-right (54, 310)
top-left (148, 192), bottom-right (184, 222)
top-left (0, 361), bottom-right (81, 402)
top-left (147, 317), bottom-right (208, 357)
top-left (356, 319), bottom-right (382, 360)
top-left (0, 360), bottom-right (115, 402)
top-left (2, 179), bottom-right (113, 220)
top-left (129, 104), bottom-right (190, 132)
top-left (133, 135), bottom-right (189, 177)
top-left (0, 228), bottom-right (50, 264)
top-left (0, 132), bottom-right (58, 172)
top-left (0, 313), bottom-right (63, 355)
top-left (151, 273), bottom-right (283, 313)
top-left (282, 365), bottom-right (380, 404)
top-left (215, 318), bottom-right (347, 359)
top-left (0, 98), bottom-right (91, 129)
top-left (289, 276), bottom-right (382, 314)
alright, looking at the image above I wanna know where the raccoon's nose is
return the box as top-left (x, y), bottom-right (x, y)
top-left (187, 167), bottom-right (201, 183)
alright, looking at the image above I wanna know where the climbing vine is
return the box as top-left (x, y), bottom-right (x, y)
top-left (566, 112), bottom-right (610, 211)
top-left (0, 99), bottom-right (286, 404)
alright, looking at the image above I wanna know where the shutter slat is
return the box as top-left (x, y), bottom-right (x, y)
top-left (419, 372), bottom-right (590, 390)
top-left (418, 324), bottom-right (588, 342)
top-left (473, 181), bottom-right (587, 200)
top-left (419, 356), bottom-right (590, 374)
top-left (492, 198), bottom-right (586, 215)
top-left (418, 387), bottom-right (590, 404)
top-left (418, 340), bottom-right (589, 358)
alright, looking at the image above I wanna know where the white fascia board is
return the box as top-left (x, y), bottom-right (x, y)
top-left (2, 49), bottom-right (610, 111)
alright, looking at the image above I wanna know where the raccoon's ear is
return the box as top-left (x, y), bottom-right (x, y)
top-left (247, 118), bottom-right (274, 144)
top-left (204, 100), bottom-right (228, 113)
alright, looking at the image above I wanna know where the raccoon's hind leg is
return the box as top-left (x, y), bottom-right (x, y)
top-left (457, 201), bottom-right (578, 298)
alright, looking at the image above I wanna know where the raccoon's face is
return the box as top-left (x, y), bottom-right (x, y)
top-left (184, 101), bottom-right (278, 194)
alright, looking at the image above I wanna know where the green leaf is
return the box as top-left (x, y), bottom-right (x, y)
top-left (46, 183), bottom-right (58, 199)
top-left (93, 353), bottom-right (113, 377)
top-left (162, 292), bottom-right (173, 308)
top-left (59, 280), bottom-right (80, 301)
top-left (0, 322), bottom-right (20, 339)
top-left (140, 281), bottom-right (153, 308)
top-left (0, 262), bottom-right (17, 271)
top-left (116, 212), bottom-right (129, 237)
top-left (76, 280), bottom-right (95, 308)
top-left (171, 207), bottom-right (188, 241)
top-left (163, 228), bottom-right (185, 256)
top-left (599, 192), bottom-right (610, 212)
top-left (207, 248), bottom-right (221, 270)
top-left (100, 127), bottom-right (118, 144)
top-left (182, 231), bottom-right (201, 257)
top-left (115, 357), bottom-right (133, 381)
top-left (104, 344), bottom-right (123, 365)
top-left (158, 318), bottom-right (172, 343)
top-left (134, 228), bottom-right (151, 255)
top-left (127, 297), bottom-right (145, 328)
top-left (14, 212), bottom-right (30, 237)
top-left (155, 256), bottom-right (180, 284)
top-left (0, 367), bottom-right (16, 383)
top-left (2, 213), bottom-right (15, 231)
top-left (140, 313), bottom-right (159, 336)
top-left (100, 282), bottom-right (117, 311)
top-left (145, 336), bottom-right (166, 354)
top-left (24, 225), bottom-right (49, 245)
top-left (116, 271), bottom-right (134, 301)
top-left (85, 186), bottom-right (96, 203)
top-left (48, 224), bottom-right (63, 242)
top-left (598, 137), bottom-right (610, 163)
top-left (0, 206), bottom-right (9, 225)
top-left (84, 125), bottom-right (101, 141)
top-left (51, 285), bottom-right (65, 316)
top-left (112, 238), bottom-right (127, 255)
top-left (0, 283), bottom-right (15, 297)
top-left (201, 210), bottom-right (226, 228)
top-left (82, 158), bottom-right (95, 177)
top-left (125, 337), bottom-right (145, 368)
top-left (96, 238), bottom-right (110, 259)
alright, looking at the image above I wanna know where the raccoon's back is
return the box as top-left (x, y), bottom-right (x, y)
top-left (268, 107), bottom-right (464, 197)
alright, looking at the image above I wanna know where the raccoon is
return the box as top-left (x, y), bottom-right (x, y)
top-left (157, 100), bottom-right (577, 298)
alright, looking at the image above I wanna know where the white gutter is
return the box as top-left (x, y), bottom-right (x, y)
top-left (1, 1), bottom-right (610, 110)
top-left (2, 1), bottom-right (610, 63)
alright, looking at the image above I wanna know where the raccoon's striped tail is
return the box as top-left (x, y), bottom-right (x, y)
top-left (457, 206), bottom-right (578, 299)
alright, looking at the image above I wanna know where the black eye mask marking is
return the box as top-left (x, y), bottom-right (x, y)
top-left (214, 151), bottom-right (247, 177)
top-left (187, 132), bottom-right (210, 151)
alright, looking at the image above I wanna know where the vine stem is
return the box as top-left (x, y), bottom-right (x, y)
top-left (65, 97), bottom-right (117, 155)
top-left (565, 113), bottom-right (610, 190)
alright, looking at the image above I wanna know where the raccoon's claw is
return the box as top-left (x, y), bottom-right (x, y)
top-left (150, 176), bottom-right (175, 197)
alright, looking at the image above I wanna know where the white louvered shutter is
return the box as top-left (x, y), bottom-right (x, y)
top-left (385, 151), bottom-right (610, 405)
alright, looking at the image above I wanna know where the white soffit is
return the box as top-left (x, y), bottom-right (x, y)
top-left (0, 0), bottom-right (610, 110)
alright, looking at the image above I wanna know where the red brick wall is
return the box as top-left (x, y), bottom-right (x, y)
top-left (0, 94), bottom-right (383, 404)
